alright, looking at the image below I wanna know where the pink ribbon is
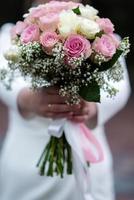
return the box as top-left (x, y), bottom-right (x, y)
top-left (79, 123), bottom-right (104, 163)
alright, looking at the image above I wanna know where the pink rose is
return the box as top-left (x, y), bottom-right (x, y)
top-left (45, 1), bottom-right (78, 12)
top-left (30, 1), bottom-right (67, 19)
top-left (96, 18), bottom-right (114, 34)
top-left (66, 1), bottom-right (81, 9)
top-left (108, 33), bottom-right (120, 48)
top-left (92, 35), bottom-right (116, 58)
top-left (64, 34), bottom-right (92, 59)
top-left (40, 31), bottom-right (59, 54)
top-left (20, 25), bottom-right (40, 44)
top-left (11, 21), bottom-right (28, 39)
top-left (29, 6), bottom-right (47, 19)
top-left (25, 5), bottom-right (50, 24)
top-left (46, 1), bottom-right (68, 12)
top-left (10, 26), bottom-right (18, 40)
top-left (38, 13), bottom-right (59, 32)
top-left (24, 1), bottom-right (80, 25)
top-left (30, 1), bottom-right (79, 19)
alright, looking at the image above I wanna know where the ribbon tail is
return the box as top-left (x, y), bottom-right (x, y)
top-left (79, 123), bottom-right (104, 163)
top-left (72, 151), bottom-right (94, 200)
top-left (64, 122), bottom-right (95, 200)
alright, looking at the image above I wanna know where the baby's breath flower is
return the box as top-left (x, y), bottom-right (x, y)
top-left (94, 53), bottom-right (108, 65)
top-left (19, 42), bottom-right (43, 63)
top-left (67, 54), bottom-right (85, 68)
top-left (107, 61), bottom-right (124, 82)
top-left (0, 69), bottom-right (7, 81)
top-left (118, 37), bottom-right (130, 56)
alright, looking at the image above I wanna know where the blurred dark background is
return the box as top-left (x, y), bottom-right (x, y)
top-left (0, 0), bottom-right (134, 200)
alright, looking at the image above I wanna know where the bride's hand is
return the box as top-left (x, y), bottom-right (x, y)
top-left (17, 87), bottom-right (79, 119)
top-left (68, 100), bottom-right (98, 128)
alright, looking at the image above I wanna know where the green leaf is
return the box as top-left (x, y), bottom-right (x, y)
top-left (98, 49), bottom-right (123, 71)
top-left (72, 6), bottom-right (81, 15)
top-left (89, 49), bottom-right (123, 72)
top-left (95, 31), bottom-right (104, 38)
top-left (79, 82), bottom-right (100, 102)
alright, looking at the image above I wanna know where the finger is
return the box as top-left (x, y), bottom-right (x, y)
top-left (68, 115), bottom-right (89, 123)
top-left (45, 86), bottom-right (59, 94)
top-left (45, 104), bottom-right (79, 113)
top-left (73, 107), bottom-right (89, 115)
top-left (45, 112), bottom-right (73, 119)
top-left (46, 95), bottom-right (67, 104)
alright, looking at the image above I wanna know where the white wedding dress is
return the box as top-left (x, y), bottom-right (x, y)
top-left (0, 24), bottom-right (131, 200)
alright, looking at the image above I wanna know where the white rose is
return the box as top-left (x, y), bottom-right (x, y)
top-left (58, 10), bottom-right (79, 37)
top-left (78, 18), bottom-right (100, 39)
top-left (79, 5), bottom-right (99, 20)
top-left (4, 46), bottom-right (21, 62)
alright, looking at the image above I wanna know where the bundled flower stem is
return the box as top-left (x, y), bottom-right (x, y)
top-left (37, 133), bottom-right (72, 178)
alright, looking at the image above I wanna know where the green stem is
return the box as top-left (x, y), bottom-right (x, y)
top-left (66, 143), bottom-right (72, 174)
top-left (63, 133), bottom-right (72, 174)
top-left (37, 133), bottom-right (73, 177)
top-left (39, 141), bottom-right (51, 176)
top-left (47, 137), bottom-right (57, 176)
top-left (57, 140), bottom-right (64, 178)
top-left (36, 142), bottom-right (49, 167)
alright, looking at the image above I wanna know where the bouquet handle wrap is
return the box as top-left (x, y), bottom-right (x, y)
top-left (48, 119), bottom-right (104, 200)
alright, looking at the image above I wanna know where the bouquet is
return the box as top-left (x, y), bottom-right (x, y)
top-left (0, 1), bottom-right (130, 196)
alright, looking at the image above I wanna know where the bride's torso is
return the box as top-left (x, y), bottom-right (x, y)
top-left (0, 24), bottom-right (113, 200)
top-left (0, 24), bottom-right (81, 200)
top-left (0, 111), bottom-right (84, 200)
top-left (0, 108), bottom-right (109, 200)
